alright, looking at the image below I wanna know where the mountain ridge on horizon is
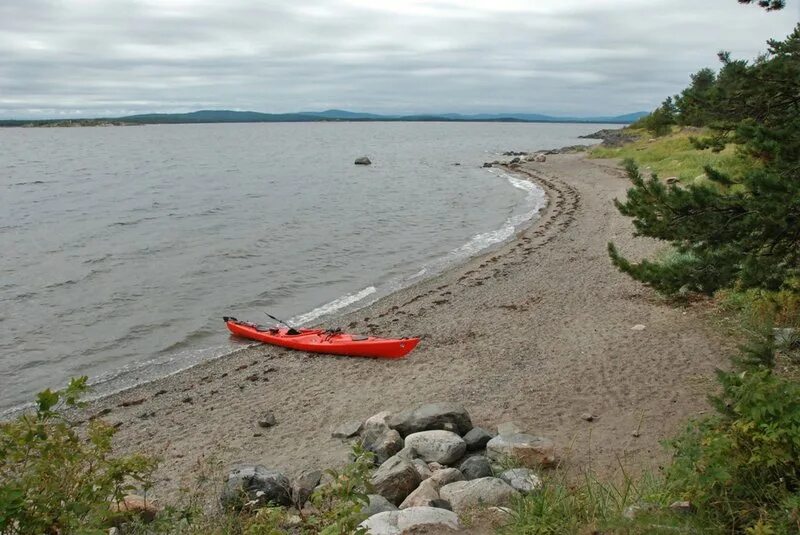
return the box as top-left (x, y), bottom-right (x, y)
top-left (0, 108), bottom-right (648, 126)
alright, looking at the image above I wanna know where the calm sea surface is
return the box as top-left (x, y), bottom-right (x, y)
top-left (0, 122), bottom-right (613, 410)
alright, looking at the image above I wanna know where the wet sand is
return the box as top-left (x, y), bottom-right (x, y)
top-left (83, 153), bottom-right (731, 499)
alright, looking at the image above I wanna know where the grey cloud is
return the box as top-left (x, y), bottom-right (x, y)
top-left (0, 0), bottom-right (797, 118)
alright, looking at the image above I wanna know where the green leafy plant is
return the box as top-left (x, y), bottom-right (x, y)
top-left (302, 444), bottom-right (374, 535)
top-left (0, 377), bottom-right (157, 534)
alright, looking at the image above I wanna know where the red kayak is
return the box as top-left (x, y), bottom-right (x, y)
top-left (223, 317), bottom-right (419, 359)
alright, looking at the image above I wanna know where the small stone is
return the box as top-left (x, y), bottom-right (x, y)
top-left (181, 396), bottom-right (192, 403)
top-left (499, 468), bottom-right (541, 494)
top-left (359, 507), bottom-right (460, 534)
top-left (632, 430), bottom-right (641, 437)
top-left (400, 479), bottom-right (442, 509)
top-left (580, 413), bottom-right (595, 422)
top-left (440, 477), bottom-right (518, 514)
top-left (364, 428), bottom-right (404, 465)
top-left (220, 465), bottom-right (291, 510)
top-left (486, 433), bottom-right (555, 467)
top-left (463, 427), bottom-right (494, 451)
top-left (291, 469), bottom-right (322, 508)
top-left (412, 458), bottom-right (433, 481)
top-left (332, 420), bottom-right (363, 439)
top-left (363, 410), bottom-right (392, 433)
top-left (496, 422), bottom-right (523, 436)
top-left (109, 495), bottom-right (160, 523)
top-left (460, 455), bottom-right (493, 480)
top-left (404, 430), bottom-right (467, 465)
top-left (665, 176), bottom-right (679, 185)
top-left (354, 156), bottom-right (372, 165)
top-left (257, 411), bottom-right (277, 428)
top-left (371, 455), bottom-right (421, 506)
top-left (631, 324), bottom-right (646, 331)
top-left (430, 468), bottom-right (464, 487)
top-left (670, 500), bottom-right (694, 514)
top-left (388, 402), bottom-right (473, 437)
top-left (361, 494), bottom-right (398, 518)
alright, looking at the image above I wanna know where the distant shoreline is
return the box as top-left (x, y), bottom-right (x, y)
top-left (0, 109), bottom-right (645, 127)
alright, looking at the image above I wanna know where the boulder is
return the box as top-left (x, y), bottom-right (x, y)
top-left (499, 468), bottom-right (541, 494)
top-left (510, 157), bottom-right (521, 164)
top-left (363, 428), bottom-right (404, 465)
top-left (430, 467), bottom-right (464, 487)
top-left (332, 420), bottom-right (363, 439)
top-left (534, 153), bottom-right (546, 163)
top-left (291, 469), bottom-right (322, 507)
top-left (486, 433), bottom-right (555, 467)
top-left (388, 403), bottom-right (472, 437)
top-left (220, 465), bottom-right (291, 509)
top-left (399, 479), bottom-right (442, 509)
top-left (109, 495), bottom-right (159, 523)
top-left (404, 430), bottom-right (466, 465)
top-left (482, 162), bottom-right (493, 168)
top-left (359, 506), bottom-right (460, 534)
top-left (463, 427), bottom-right (493, 451)
top-left (440, 477), bottom-right (519, 514)
top-left (665, 176), bottom-right (679, 185)
top-left (371, 455), bottom-right (421, 505)
top-left (412, 458), bottom-right (433, 481)
top-left (362, 494), bottom-right (398, 518)
top-left (363, 410), bottom-right (392, 433)
top-left (355, 156), bottom-right (372, 165)
top-left (459, 455), bottom-right (492, 480)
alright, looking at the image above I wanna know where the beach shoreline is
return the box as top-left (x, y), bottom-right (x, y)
top-left (80, 152), bottom-right (732, 500)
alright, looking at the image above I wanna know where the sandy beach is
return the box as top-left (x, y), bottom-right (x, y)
top-left (84, 152), bottom-right (732, 500)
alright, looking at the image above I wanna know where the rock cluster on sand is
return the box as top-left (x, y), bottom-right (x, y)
top-left (220, 402), bottom-right (556, 533)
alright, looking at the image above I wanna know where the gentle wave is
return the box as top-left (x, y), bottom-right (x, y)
top-left (291, 286), bottom-right (378, 326)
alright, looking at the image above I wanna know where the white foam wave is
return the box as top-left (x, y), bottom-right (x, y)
top-left (291, 286), bottom-right (377, 326)
top-left (402, 170), bottom-right (546, 280)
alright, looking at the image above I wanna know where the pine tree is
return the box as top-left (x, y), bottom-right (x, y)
top-left (609, 25), bottom-right (800, 295)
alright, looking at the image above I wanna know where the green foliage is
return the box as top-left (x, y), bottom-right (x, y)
top-left (302, 445), bottom-right (374, 535)
top-left (0, 377), bottom-right (157, 534)
top-left (609, 26), bottom-right (800, 296)
top-left (504, 471), bottom-right (703, 534)
top-left (666, 368), bottom-right (800, 533)
top-left (632, 98), bottom-right (676, 137)
top-left (738, 0), bottom-right (785, 10)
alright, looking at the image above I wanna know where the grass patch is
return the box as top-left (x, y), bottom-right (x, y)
top-left (590, 128), bottom-right (754, 184)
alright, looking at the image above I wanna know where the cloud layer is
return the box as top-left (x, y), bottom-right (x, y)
top-left (1, 0), bottom-right (797, 118)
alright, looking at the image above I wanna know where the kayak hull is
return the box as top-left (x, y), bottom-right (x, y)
top-left (224, 318), bottom-right (419, 359)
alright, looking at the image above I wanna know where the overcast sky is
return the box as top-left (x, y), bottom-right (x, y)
top-left (0, 0), bottom-right (797, 119)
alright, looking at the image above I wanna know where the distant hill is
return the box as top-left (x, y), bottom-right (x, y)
top-left (118, 109), bottom-right (648, 125)
top-left (0, 109), bottom-right (648, 127)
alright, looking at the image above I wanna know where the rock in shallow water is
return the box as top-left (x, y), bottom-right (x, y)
top-left (404, 430), bottom-right (466, 465)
